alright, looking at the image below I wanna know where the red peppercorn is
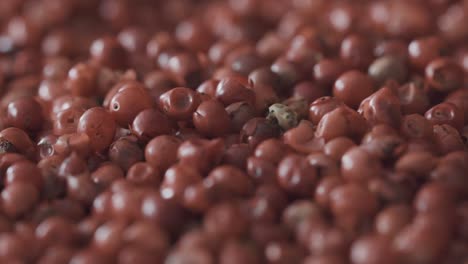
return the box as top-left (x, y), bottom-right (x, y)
top-left (341, 147), bottom-right (383, 182)
top-left (131, 109), bottom-right (174, 142)
top-left (108, 81), bottom-right (153, 127)
top-left (161, 164), bottom-right (203, 203)
top-left (277, 154), bottom-right (317, 197)
top-left (315, 106), bottom-right (368, 142)
top-left (145, 135), bottom-right (182, 173)
top-left (108, 137), bottom-right (143, 172)
top-left (159, 87), bottom-right (201, 120)
top-left (5, 160), bottom-right (43, 190)
top-left (66, 63), bottom-right (98, 97)
top-left (6, 96), bottom-right (44, 132)
top-left (193, 100), bottom-right (232, 137)
top-left (340, 35), bottom-right (374, 70)
top-left (358, 87), bottom-right (402, 128)
top-left (215, 77), bottom-right (256, 106)
top-left (408, 36), bottom-right (446, 70)
top-left (77, 107), bottom-right (117, 152)
top-left (425, 102), bottom-right (464, 131)
top-left (425, 57), bottom-right (464, 93)
top-left (90, 36), bottom-right (127, 69)
top-left (333, 70), bottom-right (375, 109)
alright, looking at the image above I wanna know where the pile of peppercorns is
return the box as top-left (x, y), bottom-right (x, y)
top-left (0, 0), bottom-right (467, 263)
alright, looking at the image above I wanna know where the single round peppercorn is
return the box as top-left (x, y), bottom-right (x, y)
top-left (205, 165), bottom-right (254, 199)
top-left (53, 108), bottom-right (84, 136)
top-left (108, 137), bottom-right (144, 172)
top-left (193, 100), bottom-right (232, 137)
top-left (90, 36), bottom-right (127, 69)
top-left (341, 147), bottom-right (383, 183)
top-left (66, 63), bottom-right (98, 97)
top-left (6, 96), bottom-right (44, 132)
top-left (77, 107), bottom-right (117, 152)
top-left (358, 87), bottom-right (402, 128)
top-left (131, 109), bottom-right (174, 142)
top-left (425, 102), bottom-right (464, 131)
top-left (5, 160), bottom-right (43, 190)
top-left (145, 135), bottom-right (182, 173)
top-left (108, 81), bottom-right (153, 127)
top-left (2, 182), bottom-right (39, 219)
top-left (350, 235), bottom-right (397, 264)
top-left (159, 87), bottom-right (202, 120)
top-left (333, 70), bottom-right (375, 109)
top-left (340, 34), bottom-right (374, 70)
top-left (277, 154), bottom-right (317, 197)
top-left (408, 36), bottom-right (445, 70)
top-left (425, 57), bottom-right (464, 93)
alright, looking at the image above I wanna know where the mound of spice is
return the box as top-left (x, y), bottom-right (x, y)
top-left (0, 0), bottom-right (466, 263)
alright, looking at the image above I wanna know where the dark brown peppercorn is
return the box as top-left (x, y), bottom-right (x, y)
top-left (313, 59), bottom-right (346, 88)
top-left (166, 52), bottom-right (203, 88)
top-left (203, 201), bottom-right (249, 241)
top-left (341, 147), bottom-right (383, 182)
top-left (350, 235), bottom-right (397, 264)
top-left (368, 56), bottom-right (408, 86)
top-left (5, 160), bottom-right (43, 190)
top-left (316, 106), bottom-right (368, 142)
top-left (53, 107), bottom-right (84, 136)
